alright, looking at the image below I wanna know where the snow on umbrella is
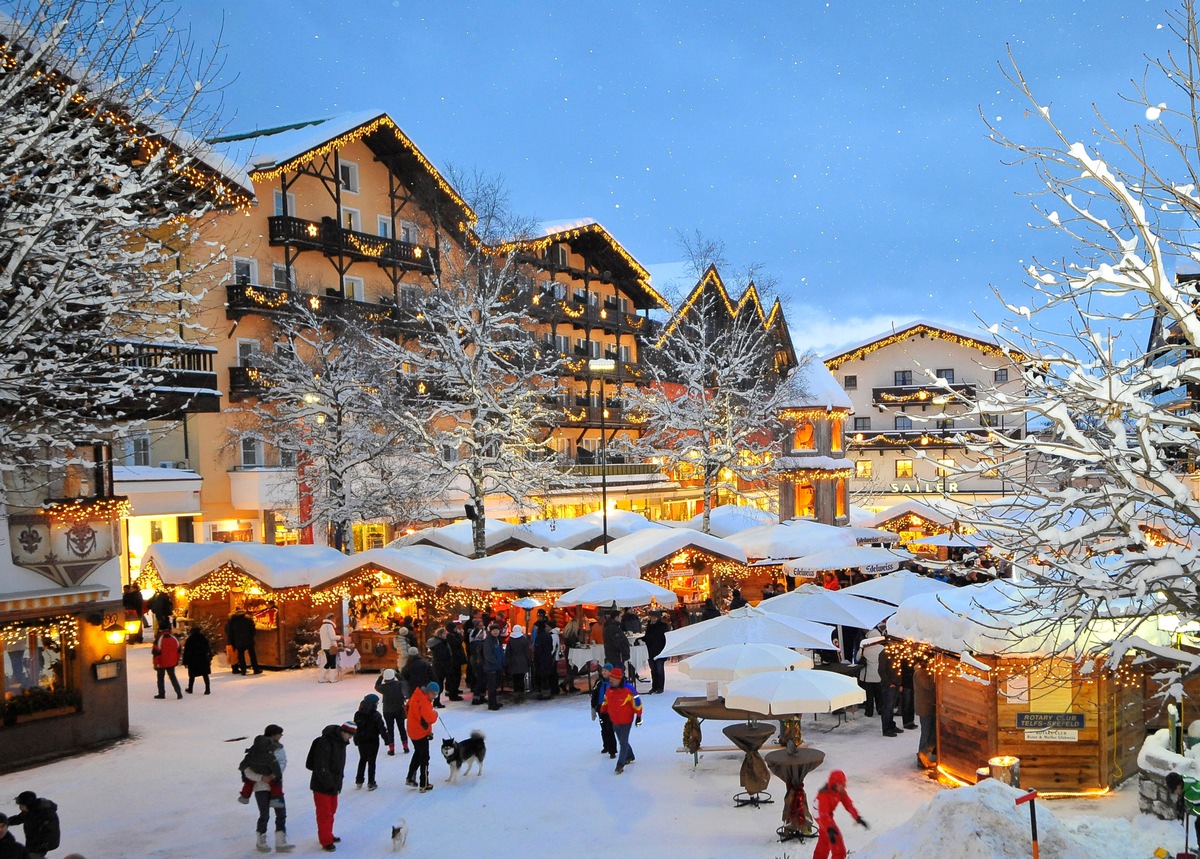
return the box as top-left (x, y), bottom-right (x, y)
top-left (842, 526), bottom-right (900, 546)
top-left (510, 597), bottom-right (545, 610)
top-left (724, 669), bottom-right (865, 716)
top-left (555, 576), bottom-right (679, 608)
top-left (840, 570), bottom-right (955, 606)
top-left (906, 532), bottom-right (990, 549)
top-left (678, 643), bottom-right (812, 681)
top-left (784, 545), bottom-right (912, 577)
top-left (658, 604), bottom-right (834, 659)
top-left (439, 547), bottom-right (638, 591)
top-left (724, 521), bottom-right (856, 561)
top-left (761, 585), bottom-right (897, 631)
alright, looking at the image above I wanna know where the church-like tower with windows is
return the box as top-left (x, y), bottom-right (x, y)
top-left (776, 360), bottom-right (854, 524)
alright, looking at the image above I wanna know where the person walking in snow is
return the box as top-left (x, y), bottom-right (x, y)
top-left (0, 813), bottom-right (30, 859)
top-left (482, 624), bottom-right (506, 710)
top-left (181, 625), bottom-right (212, 695)
top-left (352, 694), bottom-right (386, 791)
top-left (374, 669), bottom-right (409, 755)
top-left (812, 770), bottom-right (868, 859)
top-left (239, 726), bottom-right (295, 853)
top-left (226, 606), bottom-right (261, 675)
top-left (8, 791), bottom-right (58, 859)
top-left (590, 663), bottom-right (618, 759)
top-left (601, 667), bottom-right (642, 774)
top-left (505, 624), bottom-right (532, 704)
top-left (306, 722), bottom-right (354, 852)
top-left (151, 627), bottom-right (183, 700)
top-left (316, 613), bottom-right (340, 683)
top-left (405, 682), bottom-right (439, 792)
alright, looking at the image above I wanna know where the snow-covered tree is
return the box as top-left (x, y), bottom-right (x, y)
top-left (228, 303), bottom-right (430, 552)
top-left (0, 0), bottom-right (242, 483)
top-left (957, 1), bottom-right (1200, 665)
top-left (393, 171), bottom-right (568, 558)
top-left (621, 271), bottom-right (807, 534)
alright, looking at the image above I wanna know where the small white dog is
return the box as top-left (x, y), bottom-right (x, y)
top-left (391, 819), bottom-right (408, 851)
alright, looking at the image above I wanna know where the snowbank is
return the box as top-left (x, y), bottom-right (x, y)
top-left (857, 778), bottom-right (1150, 859)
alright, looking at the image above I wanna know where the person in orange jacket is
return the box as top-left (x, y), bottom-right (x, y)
top-left (813, 770), bottom-right (868, 859)
top-left (405, 681), bottom-right (439, 792)
top-left (600, 667), bottom-right (642, 774)
top-left (152, 628), bottom-right (183, 699)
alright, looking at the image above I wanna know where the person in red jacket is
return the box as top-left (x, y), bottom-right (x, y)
top-left (812, 770), bottom-right (868, 859)
top-left (600, 667), bottom-right (642, 774)
top-left (152, 628), bottom-right (183, 700)
top-left (405, 681), bottom-right (439, 792)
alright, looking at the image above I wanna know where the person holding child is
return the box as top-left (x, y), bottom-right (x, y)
top-left (238, 724), bottom-right (294, 853)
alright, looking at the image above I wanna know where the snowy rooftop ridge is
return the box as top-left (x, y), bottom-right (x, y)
top-left (537, 217), bottom-right (599, 237)
top-left (210, 109), bottom-right (395, 174)
top-left (822, 318), bottom-right (1011, 367)
top-left (780, 359), bottom-right (853, 411)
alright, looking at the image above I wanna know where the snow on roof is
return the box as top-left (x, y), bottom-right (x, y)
top-left (439, 547), bottom-right (638, 591)
top-left (781, 360), bottom-right (853, 411)
top-left (777, 455), bottom-right (854, 472)
top-left (143, 542), bottom-right (347, 589)
top-left (724, 521), bottom-right (856, 561)
top-left (211, 109), bottom-right (391, 174)
top-left (577, 509), bottom-right (668, 540)
top-left (511, 518), bottom-right (604, 550)
top-left (823, 318), bottom-right (1012, 369)
top-left (311, 545), bottom-right (457, 589)
top-left (113, 465), bottom-right (200, 483)
top-left (677, 504), bottom-right (777, 538)
top-left (848, 505), bottom-right (875, 526)
top-left (388, 518), bottom-right (518, 556)
top-left (869, 499), bottom-right (961, 529)
top-left (600, 529), bottom-right (748, 569)
top-left (537, 218), bottom-right (598, 237)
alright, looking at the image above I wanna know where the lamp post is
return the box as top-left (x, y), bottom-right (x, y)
top-left (588, 358), bottom-right (616, 553)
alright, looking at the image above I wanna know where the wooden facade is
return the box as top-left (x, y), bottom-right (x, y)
top-left (935, 653), bottom-right (1143, 793)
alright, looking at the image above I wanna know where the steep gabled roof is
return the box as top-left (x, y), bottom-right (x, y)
top-left (823, 319), bottom-right (1019, 371)
top-left (211, 110), bottom-right (474, 226)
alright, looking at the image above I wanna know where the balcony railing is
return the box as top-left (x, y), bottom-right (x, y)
top-left (557, 462), bottom-right (661, 478)
top-left (847, 426), bottom-right (1024, 447)
top-left (267, 215), bottom-right (436, 272)
top-left (226, 281), bottom-right (424, 333)
top-left (109, 340), bottom-right (220, 416)
top-left (871, 382), bottom-right (976, 406)
top-left (521, 287), bottom-right (649, 334)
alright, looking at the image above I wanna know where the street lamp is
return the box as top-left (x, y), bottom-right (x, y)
top-left (588, 358), bottom-right (616, 553)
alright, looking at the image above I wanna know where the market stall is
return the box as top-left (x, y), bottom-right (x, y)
top-left (601, 529), bottom-right (750, 613)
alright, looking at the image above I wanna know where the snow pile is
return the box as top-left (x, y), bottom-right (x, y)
top-left (857, 779), bottom-right (1149, 859)
top-left (1138, 727), bottom-right (1200, 777)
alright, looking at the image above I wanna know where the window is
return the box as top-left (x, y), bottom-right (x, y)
top-left (338, 160), bottom-right (359, 193)
top-left (399, 221), bottom-right (420, 244)
top-left (377, 216), bottom-right (392, 238)
top-left (548, 244), bottom-right (569, 267)
top-left (895, 459), bottom-right (914, 479)
top-left (981, 413), bottom-right (1001, 428)
top-left (894, 370), bottom-right (913, 386)
top-left (233, 257), bottom-right (258, 286)
top-left (794, 483), bottom-right (815, 518)
top-left (792, 421), bottom-right (815, 451)
top-left (553, 334), bottom-right (570, 353)
top-left (843, 375), bottom-right (857, 390)
top-left (855, 460), bottom-right (873, 479)
top-left (344, 276), bottom-right (365, 302)
top-left (272, 191), bottom-right (295, 217)
top-left (831, 422), bottom-right (843, 452)
top-left (853, 417), bottom-right (871, 432)
top-left (935, 368), bottom-right (955, 384)
top-left (279, 448), bottom-right (297, 469)
top-left (340, 207), bottom-right (361, 232)
top-left (400, 286), bottom-right (422, 310)
top-left (3, 624), bottom-right (70, 694)
top-left (936, 419), bottom-right (955, 431)
top-left (936, 458), bottom-right (956, 478)
top-left (617, 344), bottom-right (632, 362)
top-left (236, 340), bottom-right (259, 367)
top-left (982, 458), bottom-right (999, 478)
top-left (240, 438), bottom-right (262, 468)
top-left (272, 264), bottom-right (294, 290)
top-left (836, 478), bottom-right (847, 518)
top-left (994, 368), bottom-right (1009, 383)
top-left (125, 435), bottom-right (150, 467)
top-left (894, 416), bottom-right (912, 431)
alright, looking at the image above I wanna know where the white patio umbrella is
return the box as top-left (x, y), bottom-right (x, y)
top-left (840, 570), bottom-right (954, 606)
top-left (724, 669), bottom-right (866, 715)
top-left (555, 576), bottom-right (678, 608)
top-left (762, 585), bottom-right (897, 631)
top-left (658, 604), bottom-right (834, 658)
top-left (784, 546), bottom-right (912, 577)
top-left (678, 643), bottom-right (812, 681)
top-left (842, 526), bottom-right (900, 546)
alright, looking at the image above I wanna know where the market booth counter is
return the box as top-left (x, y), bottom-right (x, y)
top-left (887, 579), bottom-right (1159, 794)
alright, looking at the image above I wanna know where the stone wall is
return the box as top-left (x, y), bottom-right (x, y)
top-left (1140, 766), bottom-right (1184, 820)
top-left (1138, 727), bottom-right (1197, 820)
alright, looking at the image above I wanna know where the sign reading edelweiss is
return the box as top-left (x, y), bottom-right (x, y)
top-left (1016, 712), bottom-right (1086, 730)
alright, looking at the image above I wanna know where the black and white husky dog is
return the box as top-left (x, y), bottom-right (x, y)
top-left (440, 730), bottom-right (486, 782)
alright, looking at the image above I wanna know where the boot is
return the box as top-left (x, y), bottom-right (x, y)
top-left (388, 743), bottom-right (395, 756)
top-left (274, 831), bottom-right (295, 853)
top-left (256, 832), bottom-right (271, 853)
top-left (317, 668), bottom-right (327, 683)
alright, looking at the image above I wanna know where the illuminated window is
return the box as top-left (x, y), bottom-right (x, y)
top-left (794, 483), bottom-right (815, 518)
top-left (936, 458), bottom-right (956, 478)
top-left (982, 458), bottom-right (999, 478)
top-left (982, 414), bottom-right (1001, 428)
top-left (855, 460), bottom-right (873, 479)
top-left (836, 478), bottom-right (847, 518)
top-left (344, 276), bottom-right (365, 302)
top-left (896, 459), bottom-right (914, 479)
top-left (792, 421), bottom-right (815, 451)
top-left (936, 419), bottom-right (955, 431)
top-left (831, 421), bottom-right (843, 452)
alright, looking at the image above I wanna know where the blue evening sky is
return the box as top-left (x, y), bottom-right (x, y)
top-left (178, 0), bottom-right (1168, 354)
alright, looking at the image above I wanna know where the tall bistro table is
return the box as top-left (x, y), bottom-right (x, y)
top-left (723, 722), bottom-right (777, 807)
top-left (765, 747), bottom-right (826, 842)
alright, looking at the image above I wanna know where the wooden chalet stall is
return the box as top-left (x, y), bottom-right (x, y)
top-left (887, 580), bottom-right (1159, 794)
top-left (310, 546), bottom-right (450, 670)
top-left (602, 529), bottom-right (750, 611)
top-left (870, 500), bottom-right (957, 560)
top-left (140, 543), bottom-right (345, 669)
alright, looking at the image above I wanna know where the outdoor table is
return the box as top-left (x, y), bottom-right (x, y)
top-left (765, 747), bottom-right (826, 841)
top-left (568, 645), bottom-right (604, 670)
top-left (723, 722), bottom-right (776, 807)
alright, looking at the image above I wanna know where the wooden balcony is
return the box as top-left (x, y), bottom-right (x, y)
top-left (522, 287), bottom-right (649, 335)
top-left (871, 382), bottom-right (976, 407)
top-left (109, 340), bottom-right (220, 416)
top-left (267, 215), bottom-right (436, 273)
top-left (847, 426), bottom-right (1024, 448)
top-left (225, 281), bottom-right (423, 334)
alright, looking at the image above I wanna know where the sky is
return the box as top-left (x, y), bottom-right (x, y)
top-left (170, 0), bottom-right (1174, 354)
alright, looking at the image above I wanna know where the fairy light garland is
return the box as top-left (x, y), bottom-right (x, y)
top-left (43, 496), bottom-right (131, 524)
top-left (1, 616), bottom-right (79, 651)
top-left (779, 467), bottom-right (853, 481)
top-left (780, 408), bottom-right (849, 423)
top-left (824, 324), bottom-right (1021, 371)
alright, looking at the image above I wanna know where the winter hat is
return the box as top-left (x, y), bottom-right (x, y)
top-left (609, 667), bottom-right (624, 681)
top-left (602, 662), bottom-right (614, 671)
top-left (426, 681), bottom-right (441, 694)
top-left (364, 693), bottom-right (380, 703)
top-left (263, 725), bottom-right (284, 738)
top-left (14, 791), bottom-right (36, 806)
top-left (408, 646), bottom-right (420, 656)
top-left (0, 813), bottom-right (7, 825)
top-left (510, 624), bottom-right (524, 638)
top-left (383, 668), bottom-right (396, 680)
top-left (339, 722), bottom-right (357, 734)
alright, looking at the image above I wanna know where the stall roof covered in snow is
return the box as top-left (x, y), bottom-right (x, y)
top-left (143, 543), bottom-right (348, 589)
top-left (439, 547), bottom-right (638, 591)
top-left (780, 359), bottom-right (853, 411)
top-left (725, 520), bottom-right (856, 561)
top-left (870, 498), bottom-right (961, 529)
top-left (601, 528), bottom-right (748, 569)
top-left (577, 509), bottom-right (668, 539)
top-left (511, 518), bottom-right (604, 550)
top-left (310, 545), bottom-right (459, 590)
top-left (388, 518), bottom-right (517, 556)
top-left (677, 504), bottom-right (776, 538)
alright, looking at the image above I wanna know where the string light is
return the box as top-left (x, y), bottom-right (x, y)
top-left (780, 408), bottom-right (849, 422)
top-left (1, 616), bottom-right (79, 652)
top-left (779, 467), bottom-right (853, 482)
top-left (824, 323), bottom-right (1021, 370)
top-left (43, 497), bottom-right (131, 525)
top-left (655, 268), bottom-right (776, 347)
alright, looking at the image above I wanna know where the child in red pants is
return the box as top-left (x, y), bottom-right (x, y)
top-left (812, 770), bottom-right (868, 859)
top-left (238, 727), bottom-right (286, 809)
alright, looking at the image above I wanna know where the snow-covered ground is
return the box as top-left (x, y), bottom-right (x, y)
top-left (0, 646), bottom-right (1180, 858)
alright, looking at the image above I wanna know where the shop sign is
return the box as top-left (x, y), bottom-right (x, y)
top-left (1016, 712), bottom-right (1085, 730)
top-left (1024, 729), bottom-right (1078, 742)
